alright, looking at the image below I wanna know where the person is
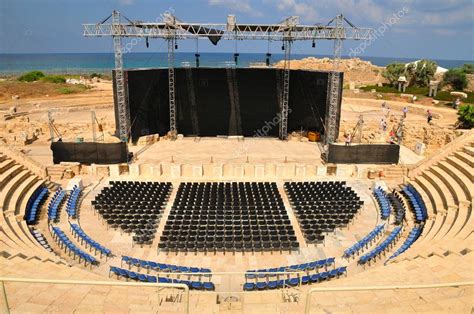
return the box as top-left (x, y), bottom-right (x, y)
top-left (380, 118), bottom-right (385, 131)
top-left (427, 110), bottom-right (433, 124)
top-left (389, 130), bottom-right (395, 144)
top-left (403, 106), bottom-right (408, 118)
top-left (382, 120), bottom-right (387, 132)
top-left (345, 133), bottom-right (352, 146)
top-left (386, 106), bottom-right (391, 117)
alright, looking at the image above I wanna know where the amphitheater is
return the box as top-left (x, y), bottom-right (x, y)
top-left (0, 125), bottom-right (472, 313)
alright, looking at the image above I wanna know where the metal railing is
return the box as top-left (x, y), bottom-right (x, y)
top-left (304, 281), bottom-right (474, 313)
top-left (0, 277), bottom-right (189, 314)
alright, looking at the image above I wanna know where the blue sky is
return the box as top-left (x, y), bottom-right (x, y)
top-left (1, 0), bottom-right (473, 60)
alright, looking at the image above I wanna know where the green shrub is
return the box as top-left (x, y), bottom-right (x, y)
top-left (17, 71), bottom-right (45, 82)
top-left (42, 75), bottom-right (66, 83)
top-left (90, 73), bottom-right (103, 79)
top-left (443, 68), bottom-right (468, 91)
top-left (462, 64), bottom-right (473, 74)
top-left (382, 63), bottom-right (406, 86)
top-left (457, 104), bottom-right (474, 129)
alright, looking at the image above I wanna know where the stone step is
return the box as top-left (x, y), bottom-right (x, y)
top-left (454, 151), bottom-right (473, 168)
top-left (437, 161), bottom-right (472, 202)
top-left (0, 159), bottom-right (15, 173)
top-left (463, 145), bottom-right (474, 157)
top-left (430, 165), bottom-right (467, 205)
top-left (445, 155), bottom-right (473, 182)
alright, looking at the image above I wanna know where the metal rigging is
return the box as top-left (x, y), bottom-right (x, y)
top-left (83, 11), bottom-right (372, 142)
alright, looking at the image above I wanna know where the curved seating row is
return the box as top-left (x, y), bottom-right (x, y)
top-left (358, 226), bottom-right (402, 266)
top-left (69, 223), bottom-right (112, 257)
top-left (399, 143), bottom-right (473, 260)
top-left (25, 186), bottom-right (48, 224)
top-left (109, 266), bottom-right (216, 290)
top-left (246, 258), bottom-right (335, 281)
top-left (47, 189), bottom-right (66, 222)
top-left (386, 226), bottom-right (423, 262)
top-left (343, 224), bottom-right (385, 259)
top-left (51, 226), bottom-right (97, 266)
top-left (30, 228), bottom-right (54, 253)
top-left (121, 256), bottom-right (212, 277)
top-left (66, 185), bottom-right (81, 218)
top-left (243, 266), bottom-right (347, 291)
top-left (402, 185), bottom-right (428, 223)
top-left (373, 187), bottom-right (391, 220)
top-left (388, 193), bottom-right (405, 225)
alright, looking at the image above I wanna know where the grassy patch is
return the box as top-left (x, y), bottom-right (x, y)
top-left (56, 84), bottom-right (88, 94)
top-left (360, 84), bottom-right (473, 104)
top-left (435, 91), bottom-right (474, 104)
top-left (42, 75), bottom-right (66, 83)
top-left (360, 85), bottom-right (398, 93)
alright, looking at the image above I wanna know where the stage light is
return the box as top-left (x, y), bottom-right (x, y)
top-left (234, 53), bottom-right (239, 65)
top-left (312, 40), bottom-right (315, 48)
top-left (266, 53), bottom-right (271, 66)
top-left (195, 53), bottom-right (200, 67)
top-left (146, 37), bottom-right (149, 48)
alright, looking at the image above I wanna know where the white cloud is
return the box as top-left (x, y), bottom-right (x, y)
top-left (274, 0), bottom-right (319, 21)
top-left (208, 0), bottom-right (263, 17)
top-left (118, 0), bottom-right (135, 5)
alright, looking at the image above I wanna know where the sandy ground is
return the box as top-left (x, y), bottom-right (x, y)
top-left (0, 78), bottom-right (460, 166)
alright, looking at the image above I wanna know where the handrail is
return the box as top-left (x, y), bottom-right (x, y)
top-left (0, 277), bottom-right (189, 314)
top-left (304, 281), bottom-right (474, 314)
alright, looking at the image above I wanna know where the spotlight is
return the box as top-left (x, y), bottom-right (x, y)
top-left (234, 53), bottom-right (239, 65)
top-left (266, 53), bottom-right (271, 66)
top-left (175, 43), bottom-right (178, 50)
top-left (195, 53), bottom-right (200, 67)
top-left (146, 37), bottom-right (149, 48)
top-left (281, 44), bottom-right (285, 50)
top-left (312, 40), bottom-right (316, 48)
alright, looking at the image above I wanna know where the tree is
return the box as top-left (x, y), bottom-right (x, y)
top-left (406, 59), bottom-right (437, 87)
top-left (382, 62), bottom-right (406, 86)
top-left (462, 64), bottom-right (473, 74)
top-left (457, 104), bottom-right (474, 129)
top-left (443, 68), bottom-right (468, 91)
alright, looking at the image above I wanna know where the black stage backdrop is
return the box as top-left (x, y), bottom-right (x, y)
top-left (51, 142), bottom-right (129, 164)
top-left (116, 68), bottom-right (343, 142)
top-left (327, 144), bottom-right (400, 164)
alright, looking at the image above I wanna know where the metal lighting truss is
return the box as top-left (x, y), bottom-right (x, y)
top-left (84, 12), bottom-right (372, 142)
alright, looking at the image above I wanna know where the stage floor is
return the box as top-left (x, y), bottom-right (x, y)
top-left (22, 137), bottom-right (423, 167)
top-left (131, 137), bottom-right (324, 165)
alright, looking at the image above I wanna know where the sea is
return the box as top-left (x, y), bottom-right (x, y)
top-left (0, 53), bottom-right (472, 75)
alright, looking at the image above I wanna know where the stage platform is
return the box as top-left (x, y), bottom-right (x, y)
top-left (130, 137), bottom-right (324, 165)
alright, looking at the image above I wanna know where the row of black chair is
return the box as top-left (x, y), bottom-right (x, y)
top-left (93, 181), bottom-right (172, 245)
top-left (159, 182), bottom-right (298, 253)
top-left (284, 181), bottom-right (363, 244)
